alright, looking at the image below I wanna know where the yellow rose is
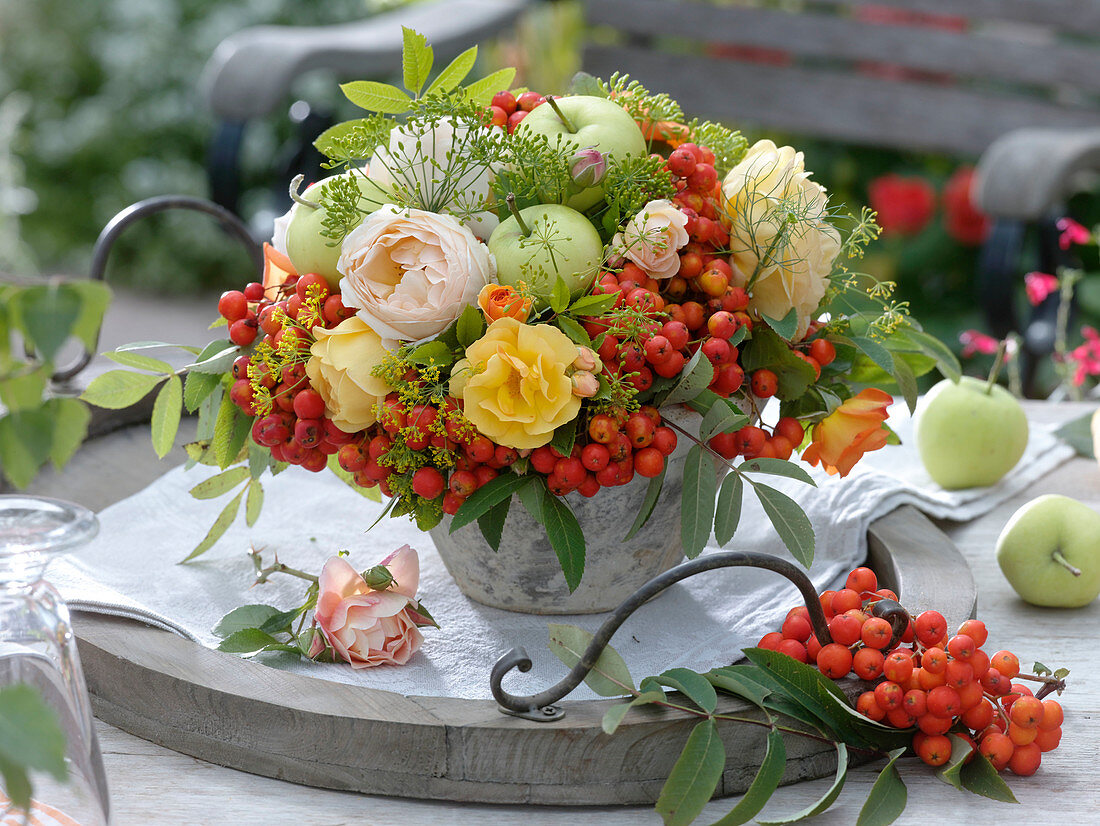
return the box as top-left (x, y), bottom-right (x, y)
top-left (722, 140), bottom-right (840, 340)
top-left (305, 317), bottom-right (392, 433)
top-left (453, 318), bottom-right (581, 450)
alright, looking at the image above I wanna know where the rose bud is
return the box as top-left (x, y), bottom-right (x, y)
top-left (571, 147), bottom-right (607, 188)
top-left (573, 345), bottom-right (602, 372)
top-left (571, 370), bottom-right (600, 398)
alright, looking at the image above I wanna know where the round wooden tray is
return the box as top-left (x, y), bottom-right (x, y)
top-left (42, 419), bottom-right (977, 805)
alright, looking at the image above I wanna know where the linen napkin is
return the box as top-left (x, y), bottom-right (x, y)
top-left (51, 404), bottom-right (1075, 701)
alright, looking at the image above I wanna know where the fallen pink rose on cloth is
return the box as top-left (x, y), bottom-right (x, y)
top-left (312, 546), bottom-right (436, 668)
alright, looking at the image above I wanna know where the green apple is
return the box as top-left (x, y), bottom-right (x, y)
top-left (996, 494), bottom-right (1100, 607)
top-left (283, 172), bottom-right (389, 288)
top-left (914, 376), bottom-right (1028, 489)
top-left (488, 203), bottom-right (604, 303)
top-left (516, 95), bottom-right (647, 211)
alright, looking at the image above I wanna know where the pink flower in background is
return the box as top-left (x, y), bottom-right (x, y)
top-left (1056, 218), bottom-right (1091, 250)
top-left (313, 546), bottom-right (435, 668)
top-left (958, 329), bottom-right (999, 359)
top-left (1024, 272), bottom-right (1060, 306)
top-left (1068, 326), bottom-right (1100, 387)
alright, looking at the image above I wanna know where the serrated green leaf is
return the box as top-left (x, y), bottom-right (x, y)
top-left (681, 445), bottom-right (718, 558)
top-left (548, 623), bottom-right (635, 697)
top-left (541, 493), bottom-right (586, 591)
top-left (937, 734), bottom-right (973, 792)
top-left (959, 752), bottom-right (1018, 803)
top-left (704, 666), bottom-right (770, 707)
top-left (0, 409), bottom-right (53, 489)
top-left (655, 719), bottom-right (725, 826)
top-left (569, 71), bottom-right (607, 96)
top-left (757, 742), bottom-right (847, 825)
top-left (891, 356), bottom-right (918, 415)
top-left (708, 728), bottom-right (785, 826)
top-left (213, 604), bottom-right (282, 638)
top-left (568, 292), bottom-right (617, 316)
top-left (456, 304), bottom-right (485, 348)
top-left (259, 608), bottom-right (300, 635)
top-left (658, 668), bottom-right (718, 713)
top-left (426, 44), bottom-right (477, 97)
top-left (713, 472), bottom-right (744, 547)
top-left (738, 457), bottom-right (816, 487)
top-left (554, 313), bottom-right (592, 346)
top-left (212, 387), bottom-right (237, 467)
top-left (0, 364), bottom-right (48, 412)
top-left (602, 689), bottom-right (665, 735)
top-left (217, 627), bottom-right (279, 654)
top-left (185, 340), bottom-right (237, 374)
top-left (549, 420), bottom-right (577, 459)
top-left (105, 350), bottom-right (174, 373)
top-left (340, 80), bottom-right (413, 114)
top-left (625, 464), bottom-right (666, 541)
top-left (151, 374), bottom-right (183, 458)
top-left (409, 339), bottom-right (453, 366)
top-left (184, 369), bottom-right (221, 413)
top-left (761, 308), bottom-right (799, 340)
top-left (11, 282), bottom-right (81, 362)
top-left (450, 472), bottom-right (532, 531)
top-left (79, 369), bottom-right (162, 409)
top-left (245, 479), bottom-right (264, 526)
top-left (517, 475), bottom-right (546, 522)
top-left (183, 488), bottom-right (244, 561)
top-left (477, 497), bottom-right (510, 552)
top-left (313, 118), bottom-right (379, 158)
top-left (44, 397), bottom-right (90, 469)
top-left (189, 466), bottom-right (250, 499)
top-left (461, 66), bottom-right (516, 106)
top-left (753, 482), bottom-right (814, 567)
top-left (853, 336), bottom-right (895, 374)
top-left (664, 349), bottom-right (714, 406)
top-left (700, 398), bottom-right (748, 443)
top-left (550, 275), bottom-right (571, 313)
top-left (401, 27), bottom-right (433, 95)
top-left (857, 748), bottom-right (907, 826)
top-left (908, 328), bottom-right (961, 382)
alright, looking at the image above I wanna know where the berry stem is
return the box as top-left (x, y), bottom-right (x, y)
top-left (544, 95), bottom-right (577, 134)
top-left (1013, 671), bottom-right (1069, 700)
top-left (506, 193), bottom-right (532, 237)
top-left (983, 338), bottom-right (1008, 395)
top-left (1052, 549), bottom-right (1082, 577)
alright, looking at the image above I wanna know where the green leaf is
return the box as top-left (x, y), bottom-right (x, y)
top-left (11, 282), bottom-right (81, 362)
top-left (409, 339), bottom-right (453, 366)
top-left (547, 623), bottom-right (635, 697)
top-left (891, 356), bottom-right (918, 416)
top-left (426, 44), bottom-right (477, 97)
top-left (738, 457), bottom-right (816, 487)
top-left (624, 464), bottom-right (666, 541)
top-left (908, 328), bottom-right (961, 382)
top-left (213, 604), bottom-right (283, 638)
top-left (477, 497), bottom-right (510, 552)
top-left (681, 445), bottom-right (718, 558)
top-left (184, 369), bottom-right (221, 413)
top-left (959, 752), bottom-right (1018, 804)
top-left (857, 748), bottom-right (907, 826)
top-left (115, 340), bottom-right (200, 354)
top-left (937, 734), bottom-right (973, 792)
top-left (65, 279), bottom-right (112, 351)
top-left (550, 275), bottom-right (571, 313)
top-left (664, 349), bottom-right (715, 406)
top-left (569, 71), bottom-right (607, 97)
top-left (555, 313), bottom-right (592, 347)
top-left (401, 27), bottom-right (433, 95)
top-left (105, 350), bottom-right (174, 373)
top-left (0, 364), bottom-right (48, 412)
top-left (0, 684), bottom-right (68, 780)
top-left (753, 483), bottom-right (815, 568)
top-left (704, 666), bottom-right (770, 708)
top-left (450, 473), bottom-right (533, 531)
top-left (150, 374), bottom-right (183, 458)
top-left (658, 668), bottom-right (718, 713)
top-left (259, 608), bottom-right (301, 635)
top-left (541, 493), bottom-right (586, 591)
top-left (517, 475), bottom-right (546, 523)
top-left (0, 409), bottom-right (53, 489)
top-left (761, 308), bottom-right (799, 340)
top-left (313, 118), bottom-right (379, 159)
top-left (462, 67), bottom-right (517, 106)
top-left (456, 304), bottom-right (486, 348)
top-left (853, 336), bottom-right (895, 375)
top-left (212, 387), bottom-right (238, 467)
top-left (216, 627), bottom-right (279, 654)
top-left (550, 420), bottom-right (577, 459)
top-left (1055, 411), bottom-right (1095, 459)
top-left (45, 397), bottom-right (90, 469)
top-left (245, 479), bottom-right (264, 527)
top-left (708, 728), bottom-right (785, 825)
top-left (740, 326), bottom-right (816, 400)
top-left (757, 742), bottom-right (847, 825)
top-left (340, 80), bottom-right (413, 114)
top-left (189, 466), bottom-right (250, 499)
top-left (700, 398), bottom-right (748, 442)
top-left (655, 719), bottom-right (726, 826)
top-left (568, 292), bottom-right (617, 316)
top-left (713, 471), bottom-right (744, 546)
top-left (186, 340), bottom-right (237, 374)
top-left (325, 453), bottom-right (381, 501)
top-left (601, 689), bottom-right (665, 735)
top-left (79, 369), bottom-right (162, 409)
top-left (183, 488), bottom-right (244, 561)
top-left (0, 754), bottom-right (32, 814)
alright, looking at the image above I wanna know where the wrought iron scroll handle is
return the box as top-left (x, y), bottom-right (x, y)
top-left (491, 551), bottom-right (833, 720)
top-left (53, 195), bottom-right (263, 383)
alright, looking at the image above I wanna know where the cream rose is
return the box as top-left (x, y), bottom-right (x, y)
top-left (611, 199), bottom-right (689, 279)
top-left (337, 205), bottom-right (495, 348)
top-left (369, 116), bottom-right (499, 240)
top-left (722, 140), bottom-right (840, 339)
top-left (305, 317), bottom-right (392, 433)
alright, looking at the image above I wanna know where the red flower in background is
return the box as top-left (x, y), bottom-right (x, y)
top-left (1056, 218), bottom-right (1091, 250)
top-left (943, 167), bottom-right (990, 245)
top-left (958, 329), bottom-right (1000, 359)
top-left (1024, 272), bottom-right (1059, 306)
top-left (867, 174), bottom-right (936, 236)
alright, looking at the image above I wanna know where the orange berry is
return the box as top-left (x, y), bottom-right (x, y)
top-left (921, 647), bottom-right (948, 674)
top-left (845, 566), bottom-right (878, 595)
top-left (1039, 699), bottom-right (1064, 731)
top-left (861, 617), bottom-right (893, 649)
top-left (917, 713), bottom-right (953, 736)
top-left (979, 732), bottom-right (1014, 770)
top-left (1034, 726), bottom-right (1062, 753)
top-left (853, 647), bottom-right (885, 680)
top-left (874, 680), bottom-right (904, 711)
top-left (883, 651), bottom-right (914, 684)
top-left (816, 643), bottom-right (853, 678)
top-left (915, 733), bottom-right (953, 766)
top-left (1007, 721), bottom-right (1038, 746)
top-left (956, 619), bottom-right (988, 647)
top-left (857, 691), bottom-right (886, 721)
top-left (961, 699), bottom-right (995, 732)
top-left (1009, 696), bottom-right (1044, 729)
top-left (1008, 743), bottom-right (1042, 776)
top-left (990, 650), bottom-right (1020, 679)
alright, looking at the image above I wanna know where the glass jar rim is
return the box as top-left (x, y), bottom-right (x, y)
top-left (0, 495), bottom-right (98, 557)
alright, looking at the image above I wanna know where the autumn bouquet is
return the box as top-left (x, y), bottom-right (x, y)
top-left (85, 31), bottom-right (956, 595)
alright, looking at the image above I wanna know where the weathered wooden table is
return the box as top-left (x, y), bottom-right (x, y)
top-left (27, 385), bottom-right (1099, 823)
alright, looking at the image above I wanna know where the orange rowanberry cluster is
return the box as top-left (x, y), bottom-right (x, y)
top-left (758, 566), bottom-right (1064, 776)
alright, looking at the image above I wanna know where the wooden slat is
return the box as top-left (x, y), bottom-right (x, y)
top-left (585, 43), bottom-right (1100, 156)
top-left (586, 0), bottom-right (1100, 95)
top-left (800, 0), bottom-right (1100, 35)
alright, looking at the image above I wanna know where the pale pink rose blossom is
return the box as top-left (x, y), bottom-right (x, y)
top-left (611, 199), bottom-right (690, 279)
